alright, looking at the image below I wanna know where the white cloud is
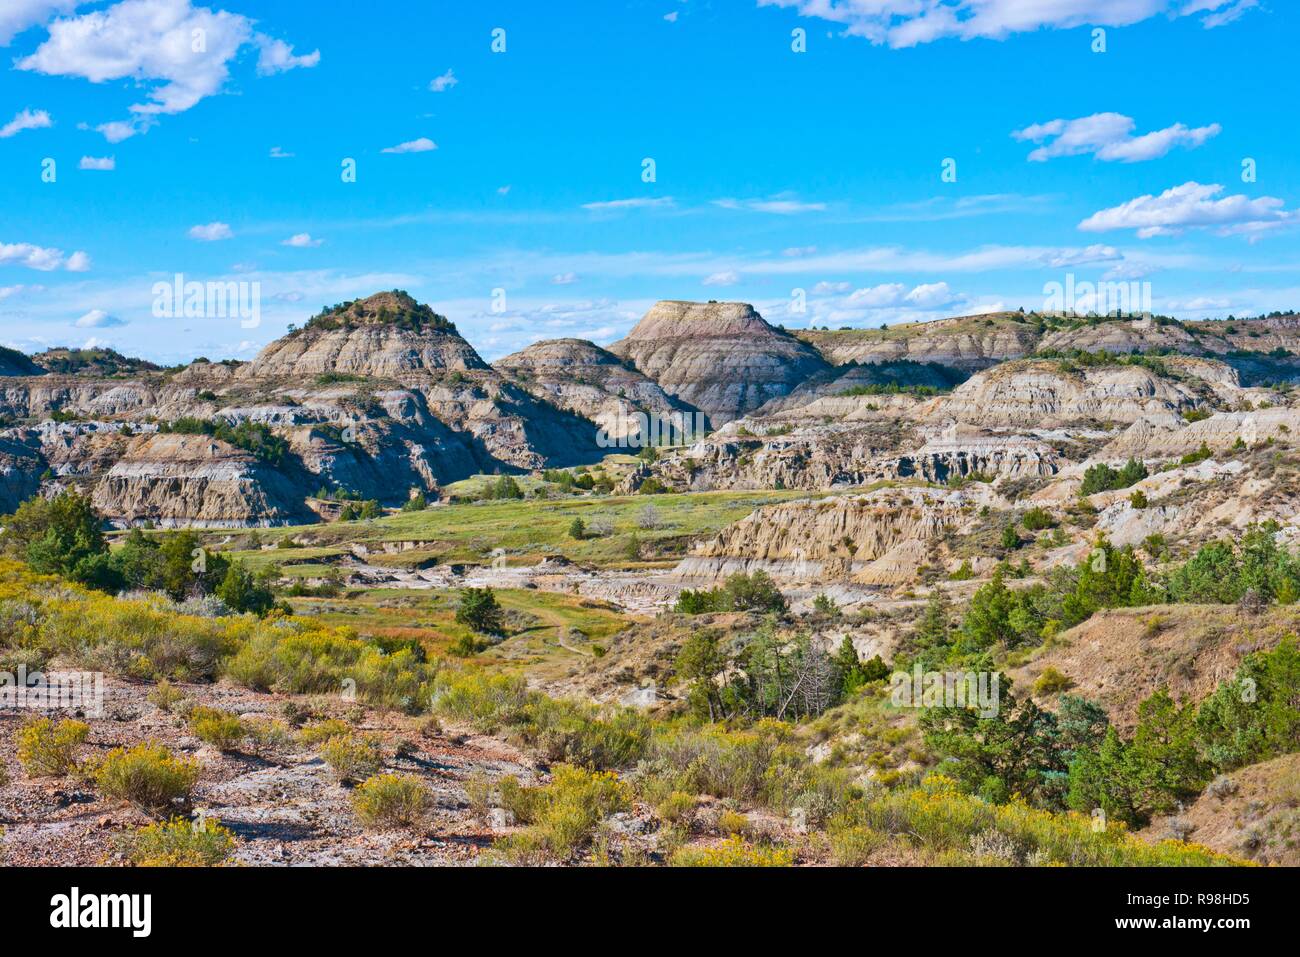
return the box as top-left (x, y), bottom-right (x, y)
top-left (497, 185), bottom-right (512, 196)
top-left (0, 284), bottom-right (43, 300)
top-left (1013, 112), bottom-right (1220, 163)
top-left (428, 68), bottom-right (457, 92)
top-left (269, 146), bottom-right (293, 158)
top-left (256, 36), bottom-right (320, 75)
top-left (1103, 261), bottom-right (1155, 281)
top-left (1040, 244), bottom-right (1122, 268)
top-left (581, 197), bottom-right (675, 211)
top-left (76, 309), bottom-right (126, 328)
top-left (282, 233), bottom-right (322, 248)
top-left (1169, 295), bottom-right (1231, 310)
top-left (664, 11), bottom-right (679, 21)
top-left (17, 0), bottom-right (318, 139)
top-left (702, 270), bottom-right (741, 286)
top-left (0, 242), bottom-right (89, 272)
top-left (0, 108), bottom-right (52, 138)
top-left (847, 283), bottom-right (905, 306)
top-left (904, 281), bottom-right (955, 308)
top-left (81, 336), bottom-right (114, 350)
top-left (1191, 0), bottom-right (1259, 29)
top-left (551, 272), bottom-right (578, 285)
top-left (79, 155), bottom-right (115, 170)
top-left (382, 137), bottom-right (437, 154)
top-left (95, 119), bottom-right (148, 143)
top-left (757, 0), bottom-right (1260, 47)
top-left (0, 1), bottom-right (77, 47)
top-left (783, 246), bottom-right (817, 257)
top-left (714, 194), bottom-right (826, 214)
top-left (188, 222), bottom-right (234, 241)
top-left (813, 281), bottom-right (851, 294)
top-left (1079, 182), bottom-right (1298, 239)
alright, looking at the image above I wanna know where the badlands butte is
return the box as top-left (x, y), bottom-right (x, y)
top-left (5, 289), bottom-right (1300, 866)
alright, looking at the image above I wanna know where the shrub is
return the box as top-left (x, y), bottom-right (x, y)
top-left (1033, 667), bottom-right (1074, 696)
top-left (465, 771), bottom-right (493, 824)
top-left (827, 810), bottom-right (886, 866)
top-left (669, 835), bottom-right (794, 867)
top-left (188, 707), bottom-right (249, 752)
top-left (858, 777), bottom-right (1237, 866)
top-left (352, 774), bottom-right (430, 829)
top-left (1022, 507), bottom-right (1054, 531)
top-left (1080, 459), bottom-right (1148, 496)
top-left (494, 765), bottom-right (631, 863)
top-left (812, 593), bottom-right (839, 617)
top-left (148, 680), bottom-right (187, 713)
top-left (949, 559), bottom-right (974, 581)
top-left (94, 743), bottom-right (200, 812)
top-left (716, 809), bottom-right (751, 837)
top-left (297, 719), bottom-right (351, 745)
top-left (120, 816), bottom-right (236, 866)
top-left (320, 733), bottom-right (384, 783)
top-left (656, 791), bottom-right (697, 825)
top-left (16, 717), bottom-right (89, 777)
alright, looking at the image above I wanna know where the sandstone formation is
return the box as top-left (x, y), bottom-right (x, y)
top-left (91, 433), bottom-right (314, 528)
top-left (608, 300), bottom-right (828, 424)
top-left (795, 313), bottom-right (1041, 369)
top-left (929, 358), bottom-right (1220, 428)
top-left (676, 485), bottom-right (996, 587)
top-left (496, 338), bottom-right (700, 445)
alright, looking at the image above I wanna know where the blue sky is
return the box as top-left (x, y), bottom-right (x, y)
top-left (1, 0), bottom-right (1297, 364)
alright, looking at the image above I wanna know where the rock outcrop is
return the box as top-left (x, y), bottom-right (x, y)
top-left (795, 313), bottom-right (1041, 370)
top-left (90, 433), bottom-right (315, 528)
top-left (495, 338), bottom-right (700, 445)
top-left (239, 291), bottom-right (488, 378)
top-left (608, 301), bottom-right (828, 425)
top-left (930, 358), bottom-right (1223, 428)
top-left (676, 485), bottom-right (995, 587)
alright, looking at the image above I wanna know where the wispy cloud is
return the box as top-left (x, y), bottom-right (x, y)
top-left (428, 68), bottom-right (457, 92)
top-left (758, 0), bottom-right (1260, 48)
top-left (0, 241), bottom-right (90, 272)
top-left (1013, 113), bottom-right (1220, 163)
top-left (581, 197), bottom-right (675, 211)
top-left (281, 233), bottom-right (323, 248)
top-left (79, 155), bottom-right (115, 170)
top-left (188, 222), bottom-right (234, 241)
top-left (382, 137), bottom-right (437, 154)
top-left (713, 194), bottom-right (826, 214)
top-left (0, 108), bottom-right (52, 138)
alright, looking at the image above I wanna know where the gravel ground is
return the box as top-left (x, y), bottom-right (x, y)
top-left (0, 674), bottom-right (539, 867)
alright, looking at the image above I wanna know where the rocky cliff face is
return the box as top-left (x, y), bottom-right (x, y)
top-left (929, 358), bottom-right (1226, 428)
top-left (796, 313), bottom-right (1041, 370)
top-left (677, 485), bottom-right (995, 587)
top-left (239, 292), bottom-right (487, 378)
top-left (608, 301), bottom-right (828, 425)
top-left (751, 360), bottom-right (967, 416)
top-left (495, 338), bottom-right (700, 445)
top-left (0, 292), bottom-right (609, 525)
top-left (90, 433), bottom-right (315, 528)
